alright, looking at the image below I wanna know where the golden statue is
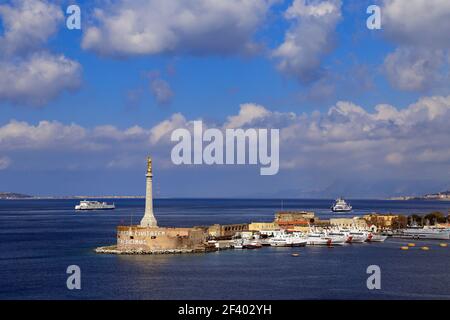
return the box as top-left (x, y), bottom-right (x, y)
top-left (147, 156), bottom-right (152, 175)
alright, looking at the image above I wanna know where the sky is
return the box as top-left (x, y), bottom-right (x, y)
top-left (0, 0), bottom-right (449, 198)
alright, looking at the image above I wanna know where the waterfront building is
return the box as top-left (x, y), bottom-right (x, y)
top-left (330, 217), bottom-right (368, 229)
top-left (363, 213), bottom-right (405, 230)
top-left (248, 222), bottom-right (279, 232)
top-left (275, 211), bottom-right (315, 223)
top-left (208, 223), bottom-right (249, 239)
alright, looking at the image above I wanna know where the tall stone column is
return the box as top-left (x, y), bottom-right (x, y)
top-left (140, 157), bottom-right (158, 227)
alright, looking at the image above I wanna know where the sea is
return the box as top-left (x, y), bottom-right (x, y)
top-left (0, 198), bottom-right (449, 300)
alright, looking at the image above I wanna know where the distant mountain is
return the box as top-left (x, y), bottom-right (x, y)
top-left (0, 192), bottom-right (32, 199)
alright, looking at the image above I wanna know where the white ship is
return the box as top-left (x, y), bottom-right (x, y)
top-left (366, 233), bottom-right (387, 242)
top-left (331, 198), bottom-right (352, 212)
top-left (395, 227), bottom-right (450, 240)
top-left (348, 231), bottom-right (368, 243)
top-left (268, 235), bottom-right (307, 247)
top-left (75, 200), bottom-right (115, 211)
top-left (306, 232), bottom-right (345, 246)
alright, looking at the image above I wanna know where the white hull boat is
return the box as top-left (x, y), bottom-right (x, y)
top-left (331, 198), bottom-right (352, 212)
top-left (367, 233), bottom-right (387, 242)
top-left (75, 200), bottom-right (115, 210)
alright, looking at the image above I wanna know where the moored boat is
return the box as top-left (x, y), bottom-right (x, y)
top-left (367, 233), bottom-right (387, 242)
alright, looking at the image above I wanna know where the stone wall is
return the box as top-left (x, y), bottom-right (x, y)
top-left (117, 226), bottom-right (206, 252)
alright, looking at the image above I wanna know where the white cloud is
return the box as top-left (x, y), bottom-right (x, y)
top-left (0, 53), bottom-right (82, 106)
top-left (225, 103), bottom-right (271, 128)
top-left (150, 113), bottom-right (188, 145)
top-left (0, 156), bottom-right (11, 170)
top-left (383, 47), bottom-right (445, 92)
top-left (0, 120), bottom-right (87, 149)
top-left (150, 78), bottom-right (174, 106)
top-left (1, 96), bottom-right (449, 187)
top-left (382, 0), bottom-right (450, 48)
top-left (380, 1), bottom-right (450, 92)
top-left (0, 0), bottom-right (63, 56)
top-left (0, 0), bottom-right (82, 107)
top-left (82, 0), bottom-right (276, 57)
top-left (273, 0), bottom-right (341, 83)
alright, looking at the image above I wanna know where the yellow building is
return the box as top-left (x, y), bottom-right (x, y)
top-left (207, 223), bottom-right (249, 239)
top-left (363, 214), bottom-right (404, 229)
top-left (248, 221), bottom-right (279, 231)
top-left (330, 217), bottom-right (368, 229)
top-left (275, 211), bottom-right (315, 223)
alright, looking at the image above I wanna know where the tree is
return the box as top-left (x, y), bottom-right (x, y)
top-left (424, 212), bottom-right (446, 225)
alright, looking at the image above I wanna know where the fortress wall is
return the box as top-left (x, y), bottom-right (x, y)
top-left (117, 226), bottom-right (206, 252)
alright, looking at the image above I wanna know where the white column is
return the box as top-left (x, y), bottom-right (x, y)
top-left (140, 157), bottom-right (157, 227)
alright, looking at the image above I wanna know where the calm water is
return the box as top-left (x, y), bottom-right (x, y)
top-left (0, 199), bottom-right (449, 300)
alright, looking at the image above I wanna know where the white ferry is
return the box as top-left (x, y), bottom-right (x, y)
top-left (395, 227), bottom-right (450, 240)
top-left (331, 198), bottom-right (352, 212)
top-left (75, 200), bottom-right (115, 211)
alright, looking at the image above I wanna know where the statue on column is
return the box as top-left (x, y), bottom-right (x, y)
top-left (147, 157), bottom-right (152, 175)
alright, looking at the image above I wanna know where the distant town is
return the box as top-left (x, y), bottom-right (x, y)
top-left (1, 190), bottom-right (450, 201)
top-left (0, 192), bottom-right (144, 200)
top-left (390, 190), bottom-right (450, 201)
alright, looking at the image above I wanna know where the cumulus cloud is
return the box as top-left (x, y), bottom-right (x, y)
top-left (0, 0), bottom-right (82, 107)
top-left (82, 0), bottom-right (276, 57)
top-left (383, 48), bottom-right (445, 92)
top-left (1, 96), bottom-right (449, 194)
top-left (381, 0), bottom-right (450, 48)
top-left (225, 103), bottom-right (271, 128)
top-left (380, 1), bottom-right (450, 92)
top-left (0, 53), bottom-right (82, 106)
top-left (0, 0), bottom-right (63, 56)
top-left (273, 0), bottom-right (341, 83)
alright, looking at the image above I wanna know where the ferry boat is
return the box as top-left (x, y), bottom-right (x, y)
top-left (331, 198), bottom-right (352, 212)
top-left (394, 227), bottom-right (450, 240)
top-left (75, 200), bottom-right (115, 211)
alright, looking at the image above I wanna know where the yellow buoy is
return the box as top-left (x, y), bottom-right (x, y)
top-left (407, 243), bottom-right (415, 247)
top-left (439, 243), bottom-right (448, 248)
top-left (400, 246), bottom-right (409, 250)
top-left (421, 246), bottom-right (430, 251)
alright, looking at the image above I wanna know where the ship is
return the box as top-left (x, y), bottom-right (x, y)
top-left (75, 200), bottom-right (115, 211)
top-left (393, 227), bottom-right (450, 240)
top-left (331, 198), bottom-right (352, 212)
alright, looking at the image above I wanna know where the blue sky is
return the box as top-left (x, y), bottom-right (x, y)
top-left (1, 0), bottom-right (449, 198)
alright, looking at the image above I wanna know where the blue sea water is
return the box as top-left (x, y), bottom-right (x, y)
top-left (0, 198), bottom-right (449, 300)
